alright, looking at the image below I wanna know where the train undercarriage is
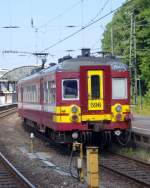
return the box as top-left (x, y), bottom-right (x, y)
top-left (22, 118), bottom-right (131, 147)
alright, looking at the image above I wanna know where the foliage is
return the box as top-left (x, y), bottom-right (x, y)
top-left (119, 147), bottom-right (150, 164)
top-left (102, 0), bottom-right (150, 94)
top-left (133, 96), bottom-right (150, 116)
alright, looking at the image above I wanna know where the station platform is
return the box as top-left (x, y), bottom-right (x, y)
top-left (132, 115), bottom-right (150, 135)
top-left (132, 115), bottom-right (150, 148)
top-left (0, 103), bottom-right (14, 107)
top-left (0, 103), bottom-right (17, 110)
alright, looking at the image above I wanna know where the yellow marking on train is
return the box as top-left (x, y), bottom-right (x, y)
top-left (52, 104), bottom-right (130, 123)
top-left (111, 104), bottom-right (130, 122)
top-left (53, 115), bottom-right (81, 123)
top-left (55, 106), bottom-right (81, 114)
top-left (81, 114), bottom-right (111, 121)
top-left (87, 70), bottom-right (104, 111)
top-left (53, 114), bottom-right (111, 123)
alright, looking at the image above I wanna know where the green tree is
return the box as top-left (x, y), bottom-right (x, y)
top-left (102, 0), bottom-right (150, 94)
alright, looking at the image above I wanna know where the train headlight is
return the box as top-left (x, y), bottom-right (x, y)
top-left (72, 132), bottom-right (79, 139)
top-left (71, 105), bottom-right (78, 113)
top-left (71, 114), bottom-right (78, 122)
top-left (115, 105), bottom-right (122, 112)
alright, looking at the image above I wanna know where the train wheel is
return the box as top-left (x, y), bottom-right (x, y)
top-left (81, 132), bottom-right (92, 145)
top-left (81, 132), bottom-right (86, 144)
top-left (100, 131), bottom-right (112, 149)
top-left (106, 131), bottom-right (112, 146)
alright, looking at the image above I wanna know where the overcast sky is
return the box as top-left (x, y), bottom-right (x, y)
top-left (0, 0), bottom-right (125, 70)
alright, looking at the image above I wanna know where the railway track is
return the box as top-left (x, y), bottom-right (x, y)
top-left (24, 122), bottom-right (150, 187)
top-left (0, 106), bottom-right (35, 187)
top-left (0, 152), bottom-right (35, 188)
top-left (101, 152), bottom-right (150, 187)
top-left (0, 105), bottom-right (17, 118)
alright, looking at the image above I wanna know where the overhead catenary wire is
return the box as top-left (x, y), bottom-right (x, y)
top-left (4, 1), bottom-right (146, 60)
top-left (88, 0), bottom-right (111, 24)
top-left (38, 0), bottom-right (83, 29)
top-left (90, 17), bottom-right (150, 51)
top-left (83, 0), bottom-right (112, 48)
top-left (41, 5), bottom-right (123, 53)
top-left (2, 1), bottom-right (138, 63)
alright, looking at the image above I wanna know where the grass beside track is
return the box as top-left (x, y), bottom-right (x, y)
top-left (118, 147), bottom-right (150, 164)
top-left (132, 96), bottom-right (150, 116)
top-left (133, 105), bottom-right (150, 116)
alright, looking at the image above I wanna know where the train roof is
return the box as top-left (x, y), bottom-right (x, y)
top-left (19, 55), bottom-right (128, 83)
top-left (59, 56), bottom-right (128, 72)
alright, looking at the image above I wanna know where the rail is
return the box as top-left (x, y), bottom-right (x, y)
top-left (101, 152), bottom-right (150, 187)
top-left (0, 106), bottom-right (17, 118)
top-left (0, 152), bottom-right (35, 188)
top-left (23, 121), bottom-right (150, 187)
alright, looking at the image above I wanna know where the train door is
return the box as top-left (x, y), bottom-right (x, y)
top-left (87, 70), bottom-right (104, 111)
top-left (80, 66), bottom-right (111, 116)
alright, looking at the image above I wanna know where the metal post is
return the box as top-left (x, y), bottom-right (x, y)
top-left (111, 26), bottom-right (114, 56)
top-left (72, 142), bottom-right (84, 182)
top-left (130, 13), bottom-right (133, 99)
top-left (35, 28), bottom-right (39, 65)
top-left (87, 147), bottom-right (99, 188)
top-left (81, 0), bottom-right (85, 48)
top-left (30, 133), bottom-right (34, 153)
top-left (133, 13), bottom-right (137, 105)
top-left (138, 78), bottom-right (142, 110)
top-left (79, 143), bottom-right (84, 182)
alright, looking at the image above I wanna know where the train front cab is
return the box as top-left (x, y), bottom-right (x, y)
top-left (53, 65), bottom-right (131, 143)
top-left (80, 65), bottom-right (112, 127)
top-left (80, 65), bottom-right (131, 143)
top-left (80, 66), bottom-right (131, 125)
top-left (53, 66), bottom-right (111, 143)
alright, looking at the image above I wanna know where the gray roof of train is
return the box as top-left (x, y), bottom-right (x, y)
top-left (19, 56), bottom-right (128, 82)
top-left (59, 56), bottom-right (128, 71)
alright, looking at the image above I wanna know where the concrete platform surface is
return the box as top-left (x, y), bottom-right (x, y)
top-left (132, 115), bottom-right (150, 135)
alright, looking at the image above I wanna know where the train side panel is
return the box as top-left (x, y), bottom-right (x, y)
top-left (18, 78), bottom-right (42, 126)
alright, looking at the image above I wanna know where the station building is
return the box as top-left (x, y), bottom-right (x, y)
top-left (0, 66), bottom-right (38, 105)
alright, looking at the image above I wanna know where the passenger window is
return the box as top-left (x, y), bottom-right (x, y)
top-left (91, 75), bottom-right (100, 99)
top-left (62, 79), bottom-right (79, 100)
top-left (48, 81), bottom-right (56, 104)
top-left (44, 81), bottom-right (56, 104)
top-left (44, 82), bottom-right (48, 103)
top-left (112, 78), bottom-right (127, 99)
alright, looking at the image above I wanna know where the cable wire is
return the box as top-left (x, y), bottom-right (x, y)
top-left (69, 147), bottom-right (79, 180)
top-left (41, 5), bottom-right (123, 52)
top-left (88, 0), bottom-right (111, 24)
top-left (38, 0), bottom-right (82, 29)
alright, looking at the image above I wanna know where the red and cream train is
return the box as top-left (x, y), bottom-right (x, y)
top-left (17, 49), bottom-right (131, 144)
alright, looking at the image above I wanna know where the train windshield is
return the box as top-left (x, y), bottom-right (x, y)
top-left (62, 79), bottom-right (79, 100)
top-left (91, 75), bottom-right (100, 99)
top-left (112, 78), bottom-right (127, 99)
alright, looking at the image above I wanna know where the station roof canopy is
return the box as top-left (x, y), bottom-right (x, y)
top-left (0, 65), bottom-right (39, 82)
